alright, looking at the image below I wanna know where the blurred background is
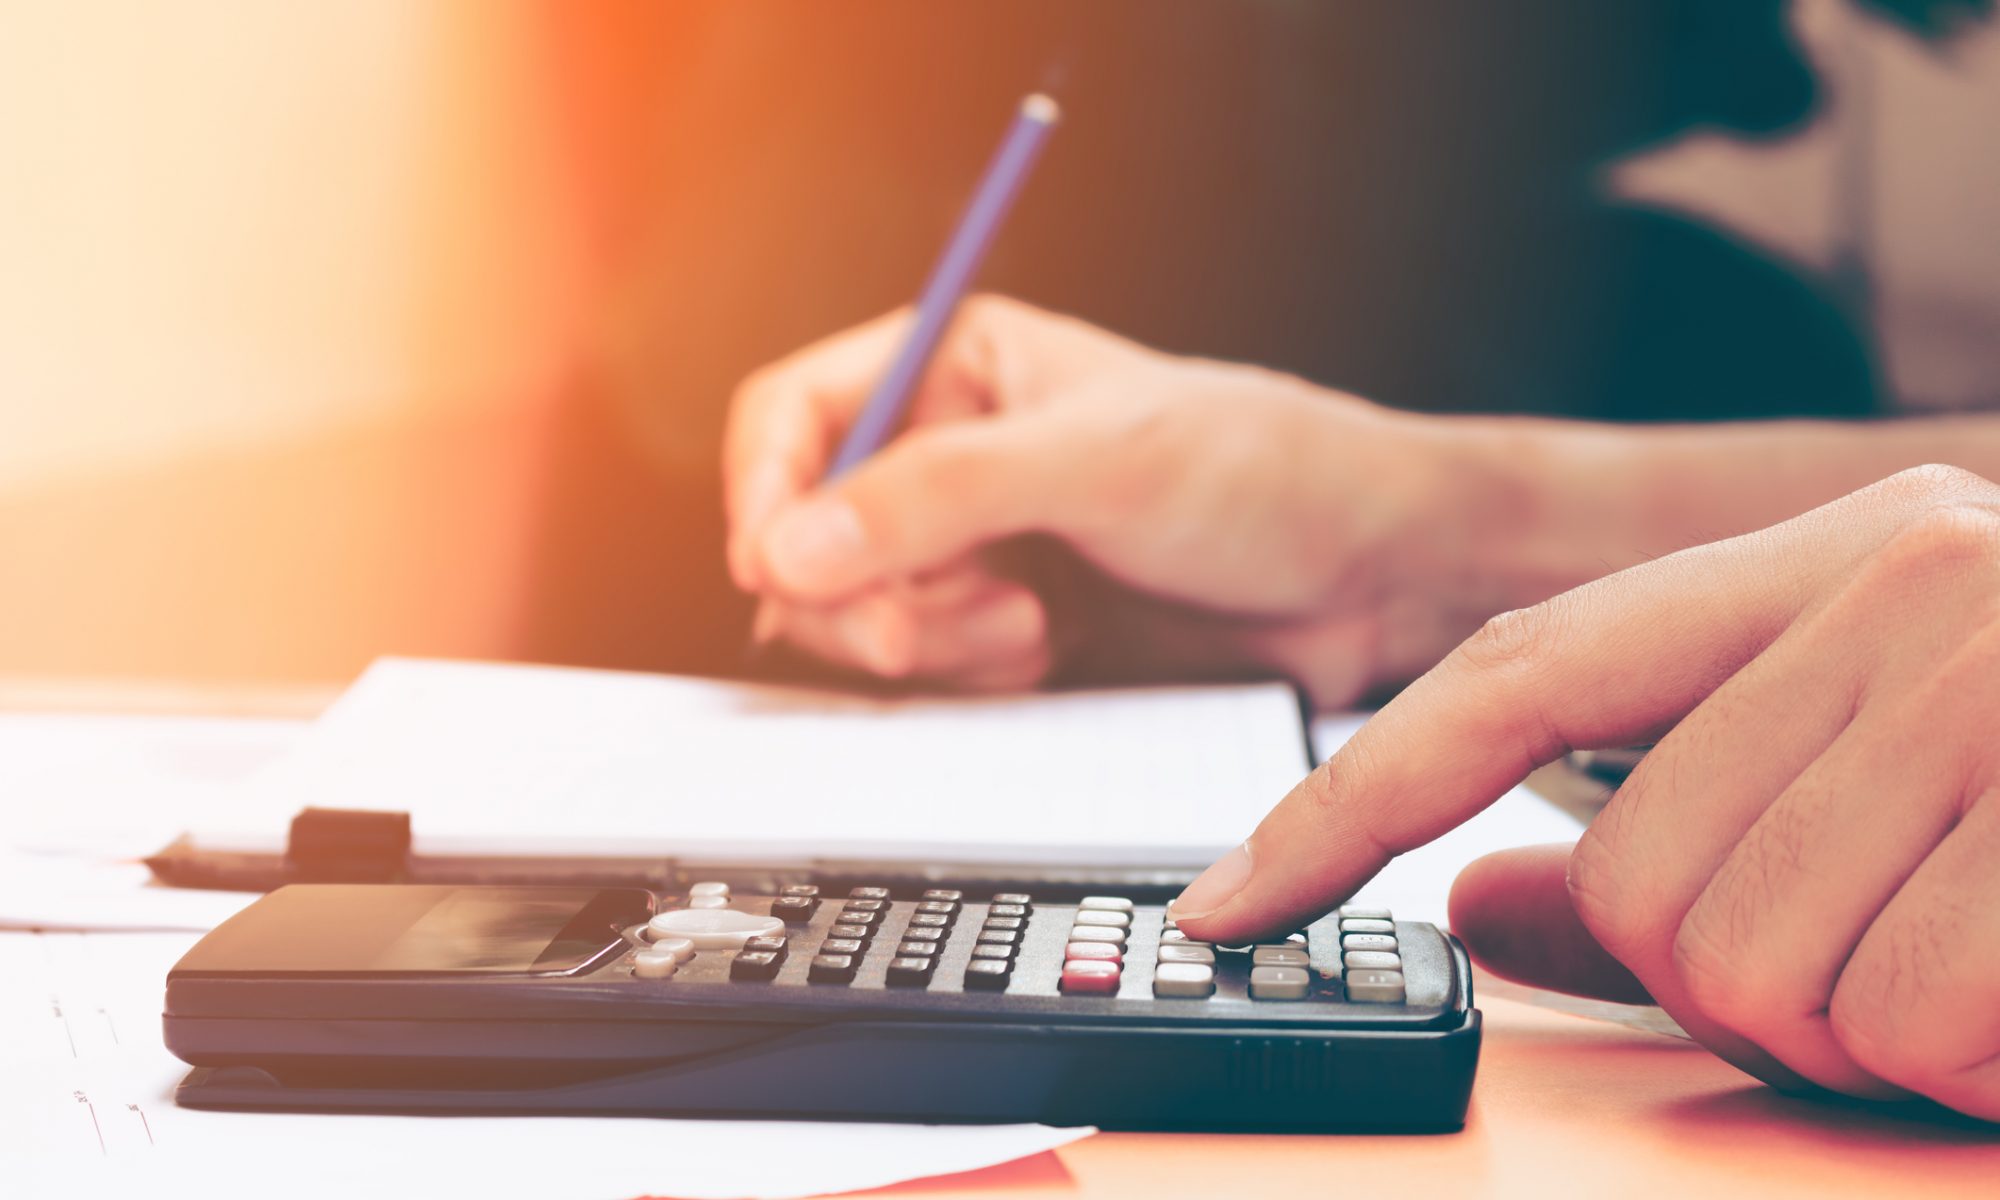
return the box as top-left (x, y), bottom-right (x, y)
top-left (3, 0), bottom-right (1995, 689)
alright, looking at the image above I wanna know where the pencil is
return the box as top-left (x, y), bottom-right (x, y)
top-left (749, 92), bottom-right (1061, 655)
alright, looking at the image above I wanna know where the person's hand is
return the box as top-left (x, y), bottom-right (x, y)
top-left (725, 296), bottom-right (1495, 704)
top-left (1174, 465), bottom-right (2000, 1120)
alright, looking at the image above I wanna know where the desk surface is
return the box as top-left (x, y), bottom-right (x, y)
top-left (873, 993), bottom-right (1999, 1199)
top-left (7, 675), bottom-right (1994, 1197)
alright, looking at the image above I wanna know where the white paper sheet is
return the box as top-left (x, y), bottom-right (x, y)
top-left (208, 659), bottom-right (1316, 867)
top-left (0, 930), bottom-right (1091, 1200)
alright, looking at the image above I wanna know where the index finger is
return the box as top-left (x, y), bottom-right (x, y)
top-left (723, 310), bottom-right (915, 588)
top-left (1172, 470), bottom-right (1977, 944)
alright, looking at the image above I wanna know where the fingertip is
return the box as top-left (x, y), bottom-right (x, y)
top-left (762, 496), bottom-right (871, 598)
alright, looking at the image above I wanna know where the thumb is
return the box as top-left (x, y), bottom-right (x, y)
top-left (755, 414), bottom-right (1077, 602)
top-left (1448, 843), bottom-right (1651, 1005)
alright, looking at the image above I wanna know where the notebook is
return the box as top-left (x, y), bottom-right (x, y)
top-left (193, 657), bottom-right (1318, 875)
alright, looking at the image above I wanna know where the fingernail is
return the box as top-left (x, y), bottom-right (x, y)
top-left (1172, 841), bottom-right (1254, 921)
top-left (764, 497), bottom-right (867, 591)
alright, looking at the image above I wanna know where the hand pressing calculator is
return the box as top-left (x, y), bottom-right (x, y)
top-left (165, 883), bottom-right (1480, 1131)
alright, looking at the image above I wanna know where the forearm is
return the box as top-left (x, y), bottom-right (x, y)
top-left (1430, 411), bottom-right (2000, 613)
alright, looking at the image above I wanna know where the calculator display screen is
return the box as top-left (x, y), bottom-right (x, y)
top-left (174, 886), bottom-right (654, 977)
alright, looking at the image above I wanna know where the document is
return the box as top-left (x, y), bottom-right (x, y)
top-left (0, 930), bottom-right (1091, 1200)
top-left (204, 658), bottom-right (1316, 868)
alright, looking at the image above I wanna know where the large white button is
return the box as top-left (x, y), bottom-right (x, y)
top-left (1072, 909), bottom-right (1131, 929)
top-left (1078, 896), bottom-right (1134, 913)
top-left (632, 950), bottom-right (680, 979)
top-left (1067, 925), bottom-right (1127, 945)
top-left (646, 908), bottom-right (784, 950)
top-left (1153, 962), bottom-right (1215, 998)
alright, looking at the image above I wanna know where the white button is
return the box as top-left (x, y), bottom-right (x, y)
top-left (1072, 909), bottom-right (1131, 928)
top-left (1252, 946), bottom-right (1309, 968)
top-left (1340, 918), bottom-right (1395, 934)
top-left (688, 881), bottom-right (731, 899)
top-left (1159, 929), bottom-right (1189, 943)
top-left (1153, 962), bottom-right (1215, 998)
top-left (650, 935), bottom-right (696, 964)
top-left (687, 895), bottom-right (729, 909)
top-left (1343, 950), bottom-right (1401, 971)
top-left (1156, 943), bottom-right (1215, 965)
top-left (1342, 933), bottom-right (1397, 953)
top-left (1078, 896), bottom-right (1135, 913)
top-left (646, 908), bottom-right (784, 950)
top-left (1067, 925), bottom-right (1127, 945)
top-left (632, 950), bottom-right (680, 979)
top-left (1346, 969), bottom-right (1406, 1003)
top-left (1339, 904), bottom-right (1393, 921)
top-left (1249, 965), bottom-right (1310, 1000)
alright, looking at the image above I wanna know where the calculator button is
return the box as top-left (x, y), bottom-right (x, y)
top-left (730, 950), bottom-right (781, 981)
top-left (987, 904), bottom-right (1029, 919)
top-left (1345, 969), bottom-right (1406, 1003)
top-left (886, 957), bottom-right (936, 987)
top-left (1339, 904), bottom-right (1393, 921)
top-left (820, 938), bottom-right (865, 957)
top-left (982, 916), bottom-right (1024, 931)
top-left (632, 950), bottom-right (681, 979)
top-left (1072, 910), bottom-right (1131, 929)
top-left (647, 909), bottom-right (786, 950)
top-left (829, 923), bottom-right (872, 941)
top-left (1155, 943), bottom-right (1215, 966)
top-left (1248, 966), bottom-right (1310, 1000)
top-left (770, 896), bottom-right (817, 923)
top-left (976, 928), bottom-right (1019, 946)
top-left (742, 935), bottom-right (789, 957)
top-left (1067, 926), bottom-right (1127, 946)
top-left (1078, 896), bottom-right (1135, 913)
top-left (991, 893), bottom-right (1032, 907)
top-left (963, 959), bottom-right (1012, 989)
top-left (1065, 941), bottom-right (1122, 964)
top-left (970, 943), bottom-right (1015, 960)
top-left (843, 898), bottom-right (887, 912)
top-left (1339, 918), bottom-right (1396, 935)
top-left (838, 908), bottom-right (883, 925)
top-left (921, 889), bottom-right (963, 903)
top-left (647, 935), bottom-right (696, 964)
top-left (850, 887), bottom-right (892, 901)
top-left (1252, 946), bottom-right (1310, 968)
top-left (1158, 929), bottom-right (1189, 943)
top-left (780, 884), bottom-right (820, 898)
top-left (1152, 962), bottom-right (1215, 998)
top-left (688, 881), bottom-right (730, 899)
top-left (1060, 960), bottom-right (1121, 994)
top-left (900, 925), bottom-right (945, 942)
top-left (908, 912), bottom-right (950, 929)
top-left (915, 900), bottom-right (959, 916)
top-left (808, 954), bottom-right (858, 984)
top-left (1343, 950), bottom-right (1402, 972)
top-left (1341, 933), bottom-right (1398, 954)
top-left (687, 895), bottom-right (729, 910)
top-left (894, 940), bottom-right (940, 957)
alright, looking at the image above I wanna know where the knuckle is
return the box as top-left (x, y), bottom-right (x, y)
top-left (1457, 602), bottom-right (1563, 679)
top-left (1670, 912), bottom-right (1765, 1030)
top-left (1866, 463), bottom-right (1995, 510)
top-left (1565, 827), bottom-right (1641, 957)
top-left (1827, 918), bottom-right (1955, 1090)
top-left (1877, 502), bottom-right (2000, 576)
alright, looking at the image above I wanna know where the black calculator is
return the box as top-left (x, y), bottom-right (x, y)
top-left (164, 883), bottom-right (1480, 1131)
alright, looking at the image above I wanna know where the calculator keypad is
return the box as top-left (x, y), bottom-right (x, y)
top-left (627, 886), bottom-right (1417, 1011)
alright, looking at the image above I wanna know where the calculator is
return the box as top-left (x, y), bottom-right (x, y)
top-left (164, 883), bottom-right (1480, 1131)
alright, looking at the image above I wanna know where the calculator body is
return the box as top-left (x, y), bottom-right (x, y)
top-left (165, 884), bottom-right (1480, 1132)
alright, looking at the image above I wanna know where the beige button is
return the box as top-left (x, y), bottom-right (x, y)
top-left (1346, 969), bottom-right (1406, 1003)
top-left (1067, 925), bottom-right (1127, 945)
top-left (1343, 950), bottom-right (1401, 971)
top-left (1248, 965), bottom-right (1310, 1001)
top-left (1153, 962), bottom-right (1215, 998)
top-left (1339, 904), bottom-right (1393, 921)
top-left (688, 881), bottom-right (731, 899)
top-left (1340, 918), bottom-right (1395, 935)
top-left (1078, 896), bottom-right (1135, 913)
top-left (632, 950), bottom-right (680, 979)
top-left (1073, 909), bottom-right (1131, 929)
top-left (1156, 943), bottom-right (1216, 966)
top-left (687, 895), bottom-right (729, 910)
top-left (647, 908), bottom-right (784, 950)
top-left (1341, 932), bottom-right (1398, 954)
top-left (1252, 945), bottom-right (1309, 968)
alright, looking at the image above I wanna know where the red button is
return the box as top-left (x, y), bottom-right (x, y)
top-left (1065, 941), bottom-right (1122, 965)
top-left (1061, 960), bottom-right (1121, 994)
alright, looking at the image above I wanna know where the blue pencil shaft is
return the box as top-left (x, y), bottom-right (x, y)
top-left (826, 94), bottom-right (1059, 480)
